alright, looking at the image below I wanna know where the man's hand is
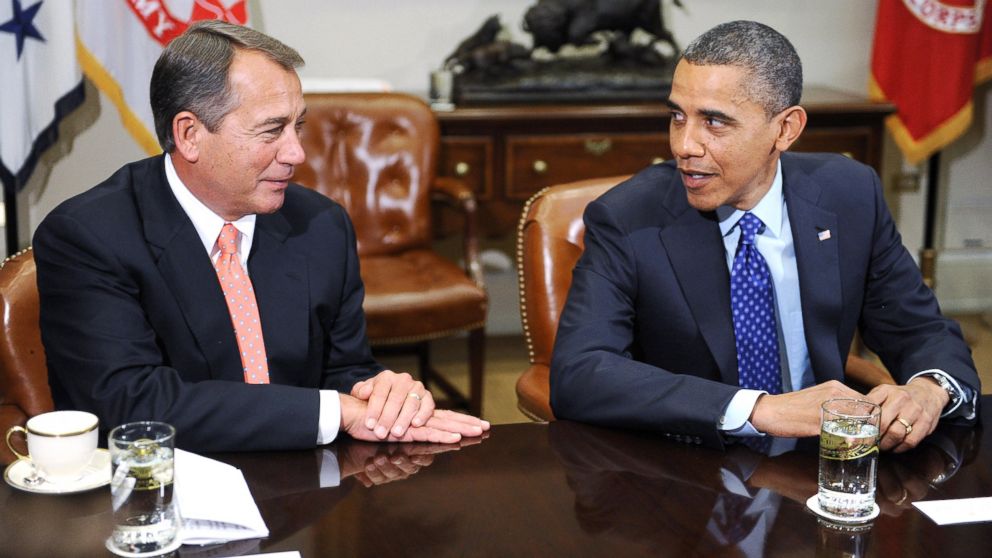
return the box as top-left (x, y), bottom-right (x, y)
top-left (749, 380), bottom-right (864, 437)
top-left (866, 377), bottom-right (948, 452)
top-left (340, 393), bottom-right (490, 444)
top-left (350, 370), bottom-right (435, 439)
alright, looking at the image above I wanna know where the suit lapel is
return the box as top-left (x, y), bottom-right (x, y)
top-left (782, 156), bottom-right (845, 381)
top-left (658, 176), bottom-right (738, 386)
top-left (250, 212), bottom-right (309, 386)
top-left (137, 157), bottom-right (244, 381)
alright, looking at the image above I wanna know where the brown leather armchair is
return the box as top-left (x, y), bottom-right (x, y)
top-left (295, 92), bottom-right (487, 415)
top-left (0, 248), bottom-right (54, 464)
top-left (515, 176), bottom-right (894, 422)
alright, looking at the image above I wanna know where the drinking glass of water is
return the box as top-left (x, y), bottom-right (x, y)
top-left (815, 399), bottom-right (881, 521)
top-left (107, 421), bottom-right (180, 556)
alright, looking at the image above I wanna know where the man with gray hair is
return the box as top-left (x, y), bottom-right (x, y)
top-left (34, 20), bottom-right (488, 452)
top-left (551, 20), bottom-right (979, 451)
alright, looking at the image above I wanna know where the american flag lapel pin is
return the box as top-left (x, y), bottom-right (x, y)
top-left (817, 229), bottom-right (832, 241)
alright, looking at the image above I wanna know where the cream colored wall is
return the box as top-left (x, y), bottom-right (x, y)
top-left (15, 0), bottom-right (992, 314)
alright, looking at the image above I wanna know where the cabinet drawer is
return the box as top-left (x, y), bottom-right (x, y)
top-left (792, 127), bottom-right (872, 164)
top-left (506, 133), bottom-right (670, 200)
top-left (439, 137), bottom-right (493, 199)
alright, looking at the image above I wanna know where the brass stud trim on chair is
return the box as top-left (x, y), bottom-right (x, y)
top-left (515, 187), bottom-right (552, 365)
top-left (0, 247), bottom-right (33, 269)
top-left (367, 320), bottom-right (488, 347)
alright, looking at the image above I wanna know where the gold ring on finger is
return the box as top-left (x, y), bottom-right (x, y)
top-left (896, 417), bottom-right (913, 435)
top-left (408, 392), bottom-right (421, 401)
top-left (895, 488), bottom-right (908, 505)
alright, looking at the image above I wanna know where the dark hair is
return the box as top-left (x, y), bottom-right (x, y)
top-left (150, 20), bottom-right (304, 152)
top-left (680, 20), bottom-right (802, 118)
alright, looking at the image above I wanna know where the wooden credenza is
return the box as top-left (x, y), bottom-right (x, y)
top-left (435, 87), bottom-right (895, 236)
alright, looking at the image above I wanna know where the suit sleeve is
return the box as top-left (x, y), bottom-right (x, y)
top-left (550, 199), bottom-right (738, 448)
top-left (35, 213), bottom-right (323, 453)
top-left (857, 169), bottom-right (981, 418)
top-left (319, 205), bottom-right (383, 391)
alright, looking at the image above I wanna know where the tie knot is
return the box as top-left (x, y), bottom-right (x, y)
top-left (738, 213), bottom-right (764, 245)
top-left (217, 223), bottom-right (240, 256)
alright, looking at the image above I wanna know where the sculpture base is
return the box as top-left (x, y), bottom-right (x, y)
top-left (454, 57), bottom-right (673, 105)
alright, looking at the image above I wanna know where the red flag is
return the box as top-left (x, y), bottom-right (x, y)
top-left (870, 0), bottom-right (992, 164)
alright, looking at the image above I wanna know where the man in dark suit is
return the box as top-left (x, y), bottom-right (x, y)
top-left (550, 20), bottom-right (979, 451)
top-left (34, 20), bottom-right (487, 452)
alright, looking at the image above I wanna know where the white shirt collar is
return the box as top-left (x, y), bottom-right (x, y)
top-left (164, 153), bottom-right (256, 262)
top-left (717, 159), bottom-right (784, 238)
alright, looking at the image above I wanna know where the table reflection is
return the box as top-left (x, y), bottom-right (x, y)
top-left (548, 421), bottom-right (979, 558)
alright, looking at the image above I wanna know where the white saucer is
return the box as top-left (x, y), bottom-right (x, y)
top-left (105, 535), bottom-right (182, 557)
top-left (3, 448), bottom-right (111, 494)
top-left (806, 495), bottom-right (880, 523)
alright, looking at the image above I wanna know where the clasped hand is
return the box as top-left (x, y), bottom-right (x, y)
top-left (750, 377), bottom-right (948, 452)
top-left (344, 369), bottom-right (489, 443)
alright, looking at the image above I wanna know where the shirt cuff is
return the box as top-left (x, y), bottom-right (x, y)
top-left (908, 369), bottom-right (976, 420)
top-left (720, 389), bottom-right (766, 436)
top-left (316, 390), bottom-right (341, 445)
top-left (318, 448), bottom-right (341, 488)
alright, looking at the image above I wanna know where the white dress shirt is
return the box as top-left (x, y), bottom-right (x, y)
top-left (165, 154), bottom-right (341, 444)
top-left (716, 161), bottom-right (809, 435)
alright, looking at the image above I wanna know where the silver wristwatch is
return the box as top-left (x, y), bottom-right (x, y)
top-left (929, 373), bottom-right (961, 407)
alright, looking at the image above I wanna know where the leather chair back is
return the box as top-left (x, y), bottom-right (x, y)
top-left (295, 92), bottom-right (438, 257)
top-left (516, 176), bottom-right (627, 419)
top-left (518, 176), bottom-right (626, 369)
top-left (0, 249), bottom-right (54, 464)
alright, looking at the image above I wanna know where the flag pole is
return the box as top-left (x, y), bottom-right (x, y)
top-left (919, 151), bottom-right (940, 289)
top-left (3, 183), bottom-right (18, 257)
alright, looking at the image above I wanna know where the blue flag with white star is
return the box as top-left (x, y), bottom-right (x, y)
top-left (0, 0), bottom-right (84, 194)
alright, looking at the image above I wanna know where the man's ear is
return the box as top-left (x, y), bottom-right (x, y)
top-left (172, 111), bottom-right (203, 163)
top-left (774, 105), bottom-right (807, 152)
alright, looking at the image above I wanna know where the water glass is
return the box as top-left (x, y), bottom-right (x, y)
top-left (107, 422), bottom-right (180, 555)
top-left (818, 399), bottom-right (881, 519)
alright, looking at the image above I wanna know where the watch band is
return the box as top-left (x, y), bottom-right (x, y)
top-left (929, 373), bottom-right (961, 406)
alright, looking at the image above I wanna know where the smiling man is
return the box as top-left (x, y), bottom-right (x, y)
top-left (550, 20), bottom-right (979, 451)
top-left (34, 20), bottom-right (488, 452)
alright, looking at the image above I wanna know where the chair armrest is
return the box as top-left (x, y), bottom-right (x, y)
top-left (516, 364), bottom-right (555, 422)
top-left (845, 354), bottom-right (896, 393)
top-left (431, 176), bottom-right (484, 288)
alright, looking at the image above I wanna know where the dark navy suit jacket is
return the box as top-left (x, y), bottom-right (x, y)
top-left (550, 152), bottom-right (979, 449)
top-left (34, 156), bottom-right (382, 452)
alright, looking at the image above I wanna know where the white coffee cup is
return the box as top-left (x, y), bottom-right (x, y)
top-left (5, 410), bottom-right (99, 483)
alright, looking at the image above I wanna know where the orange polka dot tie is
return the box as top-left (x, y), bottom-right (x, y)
top-left (215, 223), bottom-right (270, 384)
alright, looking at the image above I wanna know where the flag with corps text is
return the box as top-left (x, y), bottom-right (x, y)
top-left (870, 0), bottom-right (992, 164)
top-left (76, 0), bottom-right (248, 155)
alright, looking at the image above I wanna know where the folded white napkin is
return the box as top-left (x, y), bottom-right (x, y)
top-left (174, 449), bottom-right (269, 545)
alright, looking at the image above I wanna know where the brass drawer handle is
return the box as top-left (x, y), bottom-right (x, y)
top-left (533, 160), bottom-right (548, 174)
top-left (584, 138), bottom-right (613, 156)
top-left (455, 161), bottom-right (471, 176)
top-left (652, 157), bottom-right (665, 165)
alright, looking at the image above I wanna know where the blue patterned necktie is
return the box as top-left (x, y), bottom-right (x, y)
top-left (730, 213), bottom-right (783, 394)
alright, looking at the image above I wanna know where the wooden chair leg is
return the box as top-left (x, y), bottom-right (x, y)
top-left (468, 327), bottom-right (485, 417)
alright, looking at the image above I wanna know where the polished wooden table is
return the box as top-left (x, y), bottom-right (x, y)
top-left (1, 396), bottom-right (988, 557)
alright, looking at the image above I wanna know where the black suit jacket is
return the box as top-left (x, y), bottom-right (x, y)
top-left (550, 152), bottom-right (979, 448)
top-left (34, 156), bottom-right (382, 452)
